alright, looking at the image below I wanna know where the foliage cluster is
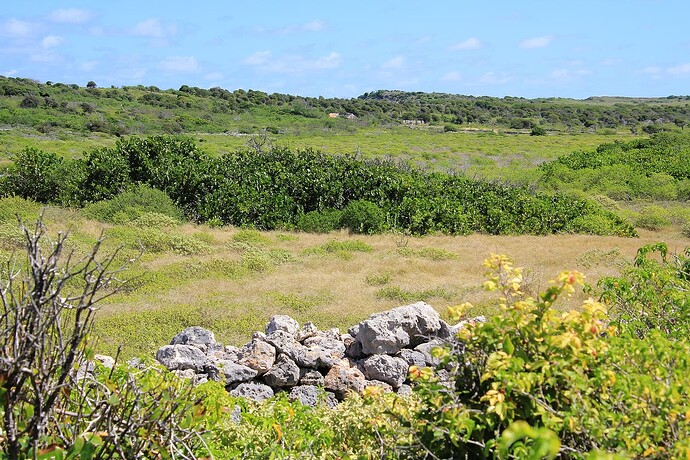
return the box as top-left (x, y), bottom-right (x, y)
top-left (541, 132), bottom-right (690, 200)
top-left (403, 246), bottom-right (690, 458)
top-left (0, 136), bottom-right (636, 237)
top-left (2, 77), bottom-right (689, 136)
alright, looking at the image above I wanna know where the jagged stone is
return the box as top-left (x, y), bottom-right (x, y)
top-left (361, 354), bottom-right (408, 388)
top-left (295, 322), bottom-right (319, 342)
top-left (289, 385), bottom-right (322, 406)
top-left (265, 330), bottom-right (299, 355)
top-left (414, 339), bottom-right (445, 366)
top-left (343, 333), bottom-right (363, 359)
top-left (355, 302), bottom-right (443, 355)
top-left (156, 344), bottom-right (207, 371)
top-left (173, 368), bottom-right (196, 380)
top-left (238, 339), bottom-right (276, 375)
top-left (170, 326), bottom-right (219, 353)
top-left (217, 360), bottom-right (258, 384)
top-left (299, 369), bottom-right (325, 386)
top-left (263, 354), bottom-right (300, 387)
top-left (230, 382), bottom-right (274, 402)
top-left (324, 359), bottom-right (367, 399)
top-left (364, 379), bottom-right (394, 393)
top-left (265, 315), bottom-right (300, 336)
top-left (397, 348), bottom-right (427, 368)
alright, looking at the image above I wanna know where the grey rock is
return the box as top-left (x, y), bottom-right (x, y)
top-left (414, 340), bottom-right (445, 366)
top-left (173, 368), bottom-right (196, 380)
top-left (94, 354), bottom-right (115, 369)
top-left (263, 354), bottom-right (300, 387)
top-left (295, 322), bottom-right (319, 342)
top-left (265, 330), bottom-right (299, 355)
top-left (230, 382), bottom-right (274, 402)
top-left (343, 333), bottom-right (363, 359)
top-left (355, 302), bottom-right (443, 355)
top-left (361, 354), bottom-right (409, 388)
top-left (238, 339), bottom-right (276, 375)
top-left (397, 384), bottom-right (413, 397)
top-left (324, 359), bottom-right (367, 399)
top-left (217, 360), bottom-right (258, 384)
top-left (348, 323), bottom-right (360, 338)
top-left (230, 405), bottom-right (242, 424)
top-left (288, 385), bottom-right (321, 407)
top-left (300, 369), bottom-right (325, 386)
top-left (170, 326), bottom-right (219, 352)
top-left (397, 349), bottom-right (427, 368)
top-left (156, 344), bottom-right (207, 371)
top-left (265, 315), bottom-right (300, 336)
top-left (364, 379), bottom-right (393, 393)
top-left (319, 327), bottom-right (341, 340)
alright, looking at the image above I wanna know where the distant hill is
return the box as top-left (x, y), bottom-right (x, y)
top-left (1, 76), bottom-right (689, 136)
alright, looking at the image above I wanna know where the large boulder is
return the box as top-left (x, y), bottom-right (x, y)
top-left (361, 354), bottom-right (409, 388)
top-left (355, 302), bottom-right (443, 355)
top-left (156, 345), bottom-right (207, 371)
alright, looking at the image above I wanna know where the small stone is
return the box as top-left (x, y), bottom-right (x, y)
top-left (263, 354), bottom-right (300, 387)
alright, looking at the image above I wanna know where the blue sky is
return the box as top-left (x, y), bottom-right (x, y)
top-left (1, 1), bottom-right (689, 99)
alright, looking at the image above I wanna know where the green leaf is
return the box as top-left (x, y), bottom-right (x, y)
top-left (502, 336), bottom-right (515, 355)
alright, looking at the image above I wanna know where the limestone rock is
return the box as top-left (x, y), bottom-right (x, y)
top-left (265, 315), bottom-right (300, 336)
top-left (295, 322), bottom-right (318, 342)
top-left (361, 354), bottom-right (409, 388)
top-left (324, 359), bottom-right (367, 399)
top-left (289, 385), bottom-right (322, 407)
top-left (170, 326), bottom-right (218, 353)
top-left (217, 360), bottom-right (259, 384)
top-left (238, 339), bottom-right (276, 375)
top-left (397, 348), bottom-right (427, 368)
top-left (263, 354), bottom-right (300, 387)
top-left (230, 382), bottom-right (274, 402)
top-left (355, 302), bottom-right (442, 355)
top-left (156, 344), bottom-right (207, 371)
top-left (299, 369), bottom-right (325, 386)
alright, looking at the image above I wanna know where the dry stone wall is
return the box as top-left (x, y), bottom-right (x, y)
top-left (155, 301), bottom-right (480, 406)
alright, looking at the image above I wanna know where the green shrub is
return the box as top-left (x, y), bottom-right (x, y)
top-left (130, 211), bottom-right (180, 228)
top-left (2, 147), bottom-right (64, 203)
top-left (83, 185), bottom-right (183, 223)
top-left (0, 196), bottom-right (42, 224)
top-left (340, 200), bottom-right (386, 234)
top-left (634, 205), bottom-right (671, 231)
top-left (295, 208), bottom-right (343, 233)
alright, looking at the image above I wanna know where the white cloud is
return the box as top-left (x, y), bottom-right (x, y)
top-left (450, 37), bottom-right (483, 51)
top-left (204, 72), bottom-right (224, 81)
top-left (668, 63), bottom-right (690, 75)
top-left (302, 20), bottom-right (325, 32)
top-left (551, 68), bottom-right (592, 79)
top-left (243, 51), bottom-right (342, 74)
top-left (2, 70), bottom-right (19, 77)
top-left (50, 8), bottom-right (93, 24)
top-left (41, 35), bottom-right (64, 48)
top-left (480, 71), bottom-right (512, 85)
top-left (519, 35), bottom-right (553, 49)
top-left (639, 66), bottom-right (662, 75)
top-left (132, 18), bottom-right (174, 38)
top-left (158, 56), bottom-right (199, 73)
top-left (243, 50), bottom-right (272, 66)
top-left (441, 71), bottom-right (462, 81)
top-left (1, 19), bottom-right (34, 38)
top-left (382, 55), bottom-right (406, 70)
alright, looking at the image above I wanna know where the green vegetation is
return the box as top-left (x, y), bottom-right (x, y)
top-left (0, 136), bottom-right (636, 237)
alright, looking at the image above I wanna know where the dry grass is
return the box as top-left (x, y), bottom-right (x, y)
top-left (91, 222), bottom-right (689, 357)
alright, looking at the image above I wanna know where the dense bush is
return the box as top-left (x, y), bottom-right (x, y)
top-left (541, 132), bottom-right (690, 200)
top-left (2, 137), bottom-right (636, 237)
top-left (401, 247), bottom-right (690, 458)
top-left (82, 184), bottom-right (183, 224)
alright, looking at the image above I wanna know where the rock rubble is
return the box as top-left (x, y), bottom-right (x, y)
top-left (155, 301), bottom-right (474, 406)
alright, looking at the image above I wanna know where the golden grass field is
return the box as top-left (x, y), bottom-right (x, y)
top-left (87, 220), bottom-right (688, 358)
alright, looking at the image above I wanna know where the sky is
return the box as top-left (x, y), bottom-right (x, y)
top-left (1, 1), bottom-right (689, 99)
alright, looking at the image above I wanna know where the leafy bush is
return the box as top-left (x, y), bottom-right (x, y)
top-left (1, 147), bottom-right (64, 203)
top-left (295, 208), bottom-right (343, 233)
top-left (83, 184), bottom-right (183, 224)
top-left (340, 200), bottom-right (386, 234)
top-left (634, 205), bottom-right (671, 231)
top-left (400, 250), bottom-right (690, 458)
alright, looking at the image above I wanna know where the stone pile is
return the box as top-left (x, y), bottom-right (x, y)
top-left (155, 301), bottom-right (469, 406)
